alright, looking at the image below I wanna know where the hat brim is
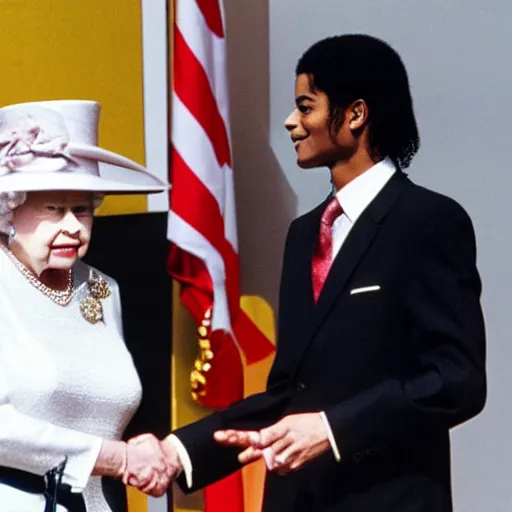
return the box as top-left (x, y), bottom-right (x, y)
top-left (0, 162), bottom-right (169, 195)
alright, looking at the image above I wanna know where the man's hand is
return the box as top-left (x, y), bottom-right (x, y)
top-left (214, 413), bottom-right (331, 474)
top-left (123, 434), bottom-right (182, 497)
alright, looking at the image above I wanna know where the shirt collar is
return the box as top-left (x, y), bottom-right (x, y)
top-left (335, 156), bottom-right (396, 223)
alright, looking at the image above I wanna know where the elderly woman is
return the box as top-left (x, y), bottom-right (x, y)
top-left (0, 100), bottom-right (175, 512)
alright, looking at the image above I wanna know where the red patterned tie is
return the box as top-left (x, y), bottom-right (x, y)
top-left (312, 197), bottom-right (343, 302)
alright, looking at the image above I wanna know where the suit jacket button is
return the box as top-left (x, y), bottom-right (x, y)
top-left (296, 382), bottom-right (306, 392)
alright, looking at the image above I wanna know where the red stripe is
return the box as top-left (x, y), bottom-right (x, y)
top-left (204, 473), bottom-right (244, 512)
top-left (170, 148), bottom-right (240, 318)
top-left (167, 245), bottom-right (214, 305)
top-left (168, 245), bottom-right (275, 365)
top-left (195, 0), bottom-right (224, 38)
top-left (170, 4), bottom-right (270, 512)
top-left (173, 27), bottom-right (231, 168)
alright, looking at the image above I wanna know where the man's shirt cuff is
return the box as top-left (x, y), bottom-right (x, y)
top-left (167, 434), bottom-right (193, 488)
top-left (320, 411), bottom-right (341, 462)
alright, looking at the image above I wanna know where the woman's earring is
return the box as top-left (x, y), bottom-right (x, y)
top-left (7, 225), bottom-right (15, 246)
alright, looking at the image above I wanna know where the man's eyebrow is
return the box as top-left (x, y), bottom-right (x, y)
top-left (295, 94), bottom-right (314, 105)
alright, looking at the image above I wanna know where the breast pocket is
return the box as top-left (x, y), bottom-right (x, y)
top-left (350, 285), bottom-right (381, 295)
top-left (342, 284), bottom-right (385, 316)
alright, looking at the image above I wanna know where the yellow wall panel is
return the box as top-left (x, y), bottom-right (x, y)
top-left (172, 282), bottom-right (208, 512)
top-left (240, 296), bottom-right (276, 512)
top-left (0, 0), bottom-right (147, 215)
top-left (0, 2), bottom-right (150, 509)
top-left (126, 487), bottom-right (148, 512)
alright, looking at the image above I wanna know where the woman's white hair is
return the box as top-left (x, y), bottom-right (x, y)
top-left (0, 192), bottom-right (104, 235)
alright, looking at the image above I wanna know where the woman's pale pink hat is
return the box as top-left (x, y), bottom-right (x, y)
top-left (0, 100), bottom-right (168, 194)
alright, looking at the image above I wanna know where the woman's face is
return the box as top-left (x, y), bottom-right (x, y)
top-left (11, 190), bottom-right (94, 275)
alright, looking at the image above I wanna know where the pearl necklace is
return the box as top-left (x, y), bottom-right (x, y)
top-left (1, 245), bottom-right (75, 306)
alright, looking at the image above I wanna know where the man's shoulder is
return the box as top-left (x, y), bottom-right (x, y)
top-left (392, 178), bottom-right (478, 251)
top-left (287, 174), bottom-right (474, 230)
top-left (399, 178), bottom-right (472, 222)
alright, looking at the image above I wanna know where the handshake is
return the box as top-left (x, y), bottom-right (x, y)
top-left (122, 433), bottom-right (182, 497)
top-left (96, 433), bottom-right (183, 498)
top-left (97, 411), bottom-right (331, 497)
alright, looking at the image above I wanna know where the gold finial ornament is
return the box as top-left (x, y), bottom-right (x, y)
top-left (190, 308), bottom-right (215, 402)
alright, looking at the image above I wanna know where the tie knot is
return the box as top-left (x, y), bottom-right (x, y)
top-left (321, 197), bottom-right (342, 227)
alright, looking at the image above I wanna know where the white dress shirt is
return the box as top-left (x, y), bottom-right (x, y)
top-left (170, 157), bottom-right (397, 484)
top-left (318, 156), bottom-right (396, 462)
top-left (331, 156), bottom-right (396, 259)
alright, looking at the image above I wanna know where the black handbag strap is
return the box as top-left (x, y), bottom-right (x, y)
top-left (0, 460), bottom-right (86, 512)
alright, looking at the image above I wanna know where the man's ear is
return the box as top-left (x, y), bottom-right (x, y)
top-left (347, 99), bottom-right (368, 131)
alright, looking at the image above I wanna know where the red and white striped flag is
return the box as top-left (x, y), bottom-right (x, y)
top-left (167, 0), bottom-right (275, 511)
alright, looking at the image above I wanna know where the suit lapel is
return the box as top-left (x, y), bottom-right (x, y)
top-left (290, 171), bottom-right (410, 370)
top-left (314, 213), bottom-right (379, 325)
top-left (290, 198), bottom-right (329, 334)
top-left (316, 171), bottom-right (409, 328)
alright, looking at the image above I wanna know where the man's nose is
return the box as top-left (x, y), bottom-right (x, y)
top-left (284, 109), bottom-right (299, 132)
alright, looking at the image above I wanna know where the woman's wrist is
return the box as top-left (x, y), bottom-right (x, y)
top-left (92, 439), bottom-right (127, 478)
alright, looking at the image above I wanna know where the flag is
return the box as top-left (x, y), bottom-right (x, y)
top-left (167, 0), bottom-right (275, 511)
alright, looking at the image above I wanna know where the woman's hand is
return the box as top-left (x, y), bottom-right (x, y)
top-left (123, 433), bottom-right (182, 497)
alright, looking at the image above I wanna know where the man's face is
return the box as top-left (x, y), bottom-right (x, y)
top-left (284, 73), bottom-right (356, 169)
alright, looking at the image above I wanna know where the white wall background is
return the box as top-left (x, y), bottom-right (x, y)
top-left (142, 0), bottom-right (169, 215)
top-left (224, 0), bottom-right (512, 510)
top-left (142, 0), bottom-right (511, 509)
top-left (140, 2), bottom-right (169, 510)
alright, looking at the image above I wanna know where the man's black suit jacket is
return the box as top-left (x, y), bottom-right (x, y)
top-left (174, 171), bottom-right (486, 512)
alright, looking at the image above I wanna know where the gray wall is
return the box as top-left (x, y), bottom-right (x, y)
top-left (226, 0), bottom-right (512, 510)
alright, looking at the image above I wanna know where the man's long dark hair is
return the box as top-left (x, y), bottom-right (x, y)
top-left (296, 34), bottom-right (420, 169)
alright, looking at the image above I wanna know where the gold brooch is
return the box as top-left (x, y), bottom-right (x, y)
top-left (79, 271), bottom-right (111, 324)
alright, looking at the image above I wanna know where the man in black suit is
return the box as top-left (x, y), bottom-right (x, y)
top-left (154, 34), bottom-right (486, 512)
